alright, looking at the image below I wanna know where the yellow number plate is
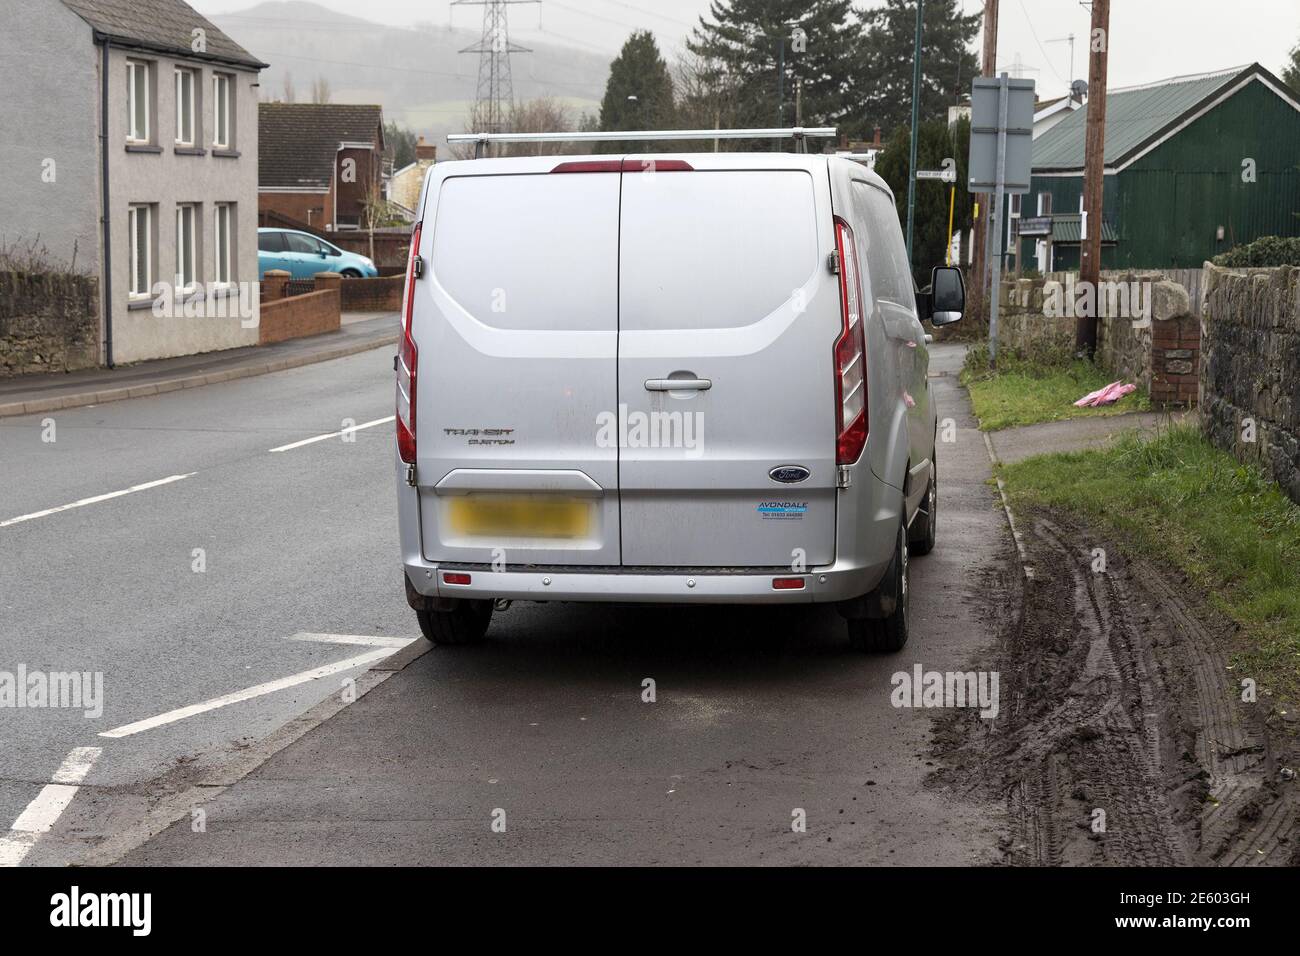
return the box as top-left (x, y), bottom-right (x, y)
top-left (447, 496), bottom-right (590, 538)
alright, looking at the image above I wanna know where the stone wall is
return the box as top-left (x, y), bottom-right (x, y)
top-left (996, 269), bottom-right (1200, 406)
top-left (0, 272), bottom-right (99, 376)
top-left (1200, 264), bottom-right (1300, 505)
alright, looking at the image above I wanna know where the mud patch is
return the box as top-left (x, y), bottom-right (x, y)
top-left (930, 511), bottom-right (1298, 866)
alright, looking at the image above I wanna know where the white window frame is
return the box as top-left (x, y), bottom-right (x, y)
top-left (128, 204), bottom-right (152, 299)
top-left (1037, 192), bottom-right (1052, 217)
top-left (176, 203), bottom-right (198, 292)
top-left (175, 68), bottom-right (196, 146)
top-left (127, 60), bottom-right (150, 143)
top-left (212, 73), bottom-right (231, 149)
top-left (214, 203), bottom-right (233, 287)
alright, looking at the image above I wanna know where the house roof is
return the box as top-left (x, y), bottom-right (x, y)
top-left (1032, 63), bottom-right (1296, 173)
top-left (259, 104), bottom-right (385, 191)
top-left (60, 0), bottom-right (266, 69)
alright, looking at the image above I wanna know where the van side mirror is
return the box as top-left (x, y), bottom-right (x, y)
top-left (929, 266), bottom-right (964, 326)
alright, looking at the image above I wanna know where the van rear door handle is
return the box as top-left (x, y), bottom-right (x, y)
top-left (644, 378), bottom-right (711, 391)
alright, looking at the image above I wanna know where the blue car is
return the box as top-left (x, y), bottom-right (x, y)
top-left (257, 228), bottom-right (379, 279)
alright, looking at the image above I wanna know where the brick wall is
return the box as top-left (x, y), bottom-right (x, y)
top-left (339, 275), bottom-right (403, 312)
top-left (1200, 264), bottom-right (1300, 505)
top-left (259, 191), bottom-right (331, 230)
top-left (0, 272), bottom-right (99, 375)
top-left (1151, 315), bottom-right (1201, 405)
top-left (258, 271), bottom-right (341, 345)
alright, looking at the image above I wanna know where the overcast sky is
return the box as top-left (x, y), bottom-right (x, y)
top-left (194, 0), bottom-right (1300, 102)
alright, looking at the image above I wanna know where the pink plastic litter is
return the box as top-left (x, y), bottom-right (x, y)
top-left (1074, 380), bottom-right (1136, 407)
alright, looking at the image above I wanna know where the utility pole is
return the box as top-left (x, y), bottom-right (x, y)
top-left (969, 0), bottom-right (998, 332)
top-left (1077, 0), bottom-right (1109, 358)
top-left (904, 0), bottom-right (924, 265)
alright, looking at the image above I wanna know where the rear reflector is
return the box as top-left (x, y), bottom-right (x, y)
top-left (772, 577), bottom-right (806, 590)
top-left (550, 159), bottom-right (694, 174)
top-left (442, 572), bottom-right (472, 586)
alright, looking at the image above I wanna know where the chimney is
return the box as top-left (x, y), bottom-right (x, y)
top-left (872, 126), bottom-right (882, 148)
top-left (415, 135), bottom-right (437, 162)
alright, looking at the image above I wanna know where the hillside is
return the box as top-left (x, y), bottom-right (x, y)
top-left (211, 1), bottom-right (611, 141)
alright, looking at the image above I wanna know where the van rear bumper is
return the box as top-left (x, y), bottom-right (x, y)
top-left (403, 556), bottom-right (888, 605)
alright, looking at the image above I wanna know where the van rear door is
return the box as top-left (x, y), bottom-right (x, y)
top-left (616, 159), bottom-right (840, 567)
top-left (415, 164), bottom-right (621, 566)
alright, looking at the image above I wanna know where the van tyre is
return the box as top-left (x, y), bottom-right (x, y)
top-left (415, 600), bottom-right (493, 645)
top-left (909, 453), bottom-right (937, 556)
top-left (847, 518), bottom-right (910, 653)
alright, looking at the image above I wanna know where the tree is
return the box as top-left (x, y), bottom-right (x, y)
top-left (596, 31), bottom-right (676, 152)
top-left (280, 72), bottom-right (295, 103)
top-left (1283, 38), bottom-right (1300, 93)
top-left (310, 76), bottom-right (331, 104)
top-left (872, 117), bottom-right (972, 287)
top-left (687, 0), bottom-right (864, 141)
top-left (857, 0), bottom-right (980, 138)
top-left (385, 121), bottom-right (418, 170)
top-left (502, 97), bottom-right (581, 157)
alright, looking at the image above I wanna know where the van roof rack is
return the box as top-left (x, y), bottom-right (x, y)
top-left (448, 127), bottom-right (838, 158)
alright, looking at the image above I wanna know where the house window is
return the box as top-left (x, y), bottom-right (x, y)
top-left (128, 204), bottom-right (153, 298)
top-left (214, 203), bottom-right (234, 285)
top-left (176, 204), bottom-right (198, 291)
top-left (175, 68), bottom-right (196, 145)
top-left (127, 60), bottom-right (151, 143)
top-left (1037, 192), bottom-right (1052, 216)
top-left (213, 73), bottom-right (232, 149)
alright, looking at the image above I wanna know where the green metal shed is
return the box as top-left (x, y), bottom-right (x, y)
top-left (1006, 63), bottom-right (1300, 271)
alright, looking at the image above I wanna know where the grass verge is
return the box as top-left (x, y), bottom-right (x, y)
top-left (960, 343), bottom-right (1150, 431)
top-left (999, 423), bottom-right (1300, 706)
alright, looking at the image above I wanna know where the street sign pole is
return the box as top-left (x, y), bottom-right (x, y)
top-left (988, 74), bottom-right (1009, 369)
top-left (904, 0), bottom-right (924, 265)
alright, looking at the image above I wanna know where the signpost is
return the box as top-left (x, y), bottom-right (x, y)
top-left (916, 165), bottom-right (958, 263)
top-left (968, 74), bottom-right (1035, 367)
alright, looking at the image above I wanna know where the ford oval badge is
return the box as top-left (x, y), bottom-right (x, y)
top-left (769, 465), bottom-right (811, 484)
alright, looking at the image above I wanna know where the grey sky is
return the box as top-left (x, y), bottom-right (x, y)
top-left (194, 0), bottom-right (1300, 102)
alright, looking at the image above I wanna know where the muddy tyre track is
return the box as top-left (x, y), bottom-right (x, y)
top-left (931, 512), bottom-right (1297, 866)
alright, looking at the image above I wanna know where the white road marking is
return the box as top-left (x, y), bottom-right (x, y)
top-left (268, 416), bottom-right (394, 453)
top-left (0, 473), bottom-right (195, 529)
top-left (98, 640), bottom-right (409, 739)
top-left (0, 746), bottom-right (102, 867)
top-left (288, 632), bottom-right (414, 648)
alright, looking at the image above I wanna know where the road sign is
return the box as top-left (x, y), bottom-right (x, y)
top-left (916, 169), bottom-right (956, 183)
top-left (968, 76), bottom-right (1035, 194)
top-left (968, 74), bottom-right (1036, 369)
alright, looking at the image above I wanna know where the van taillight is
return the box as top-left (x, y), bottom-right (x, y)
top-left (396, 222), bottom-right (421, 464)
top-left (833, 218), bottom-right (868, 465)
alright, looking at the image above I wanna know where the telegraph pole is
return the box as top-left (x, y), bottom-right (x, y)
top-left (969, 0), bottom-right (998, 331)
top-left (904, 0), bottom-right (924, 265)
top-left (1077, 0), bottom-right (1109, 358)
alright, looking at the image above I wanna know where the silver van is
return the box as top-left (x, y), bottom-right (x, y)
top-left (395, 151), bottom-right (963, 651)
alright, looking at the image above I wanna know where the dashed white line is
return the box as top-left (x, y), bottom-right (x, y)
top-left (0, 473), bottom-right (196, 529)
top-left (268, 416), bottom-right (394, 453)
top-left (0, 746), bottom-right (102, 867)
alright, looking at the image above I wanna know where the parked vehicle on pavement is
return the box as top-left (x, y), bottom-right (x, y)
top-left (395, 144), bottom-right (963, 651)
top-left (257, 228), bottom-right (378, 279)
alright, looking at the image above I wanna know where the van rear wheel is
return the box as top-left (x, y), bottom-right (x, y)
top-left (847, 517), bottom-right (910, 653)
top-left (415, 600), bottom-right (493, 645)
